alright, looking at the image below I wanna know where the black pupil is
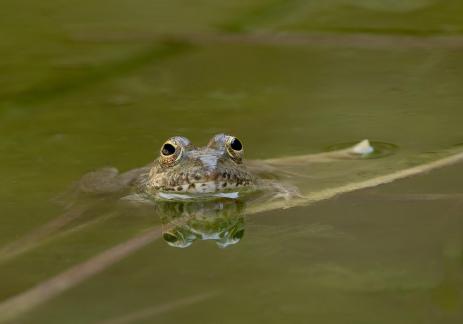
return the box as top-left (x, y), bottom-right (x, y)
top-left (162, 143), bottom-right (176, 156)
top-left (230, 138), bottom-right (242, 151)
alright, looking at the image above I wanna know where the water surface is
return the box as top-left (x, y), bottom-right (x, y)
top-left (1, 1), bottom-right (463, 323)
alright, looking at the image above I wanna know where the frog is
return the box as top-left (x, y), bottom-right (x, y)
top-left (70, 133), bottom-right (378, 248)
top-left (77, 133), bottom-right (374, 201)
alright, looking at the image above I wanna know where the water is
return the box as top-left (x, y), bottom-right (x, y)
top-left (1, 0), bottom-right (463, 323)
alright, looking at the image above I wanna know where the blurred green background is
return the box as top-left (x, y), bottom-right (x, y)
top-left (1, 1), bottom-right (463, 323)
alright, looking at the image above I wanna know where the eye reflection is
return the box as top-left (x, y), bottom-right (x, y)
top-left (155, 198), bottom-right (246, 248)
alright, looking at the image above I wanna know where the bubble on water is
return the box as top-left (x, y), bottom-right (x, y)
top-left (327, 141), bottom-right (398, 159)
top-left (351, 139), bottom-right (374, 155)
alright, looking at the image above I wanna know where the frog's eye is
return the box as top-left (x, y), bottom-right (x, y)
top-left (161, 143), bottom-right (176, 156)
top-left (230, 138), bottom-right (243, 151)
top-left (226, 136), bottom-right (244, 162)
top-left (160, 140), bottom-right (183, 166)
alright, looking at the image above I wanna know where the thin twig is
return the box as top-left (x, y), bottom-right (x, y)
top-left (0, 226), bottom-right (164, 323)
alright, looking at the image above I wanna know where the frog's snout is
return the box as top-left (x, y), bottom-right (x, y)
top-left (198, 155), bottom-right (219, 172)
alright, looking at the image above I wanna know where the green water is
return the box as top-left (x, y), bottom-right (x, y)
top-left (1, 0), bottom-right (463, 323)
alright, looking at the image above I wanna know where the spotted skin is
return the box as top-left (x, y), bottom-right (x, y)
top-left (141, 134), bottom-right (256, 194)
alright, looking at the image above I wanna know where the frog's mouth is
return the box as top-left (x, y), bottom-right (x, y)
top-left (156, 182), bottom-right (257, 201)
top-left (157, 190), bottom-right (241, 201)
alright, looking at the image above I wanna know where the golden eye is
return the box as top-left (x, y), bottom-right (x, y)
top-left (159, 140), bottom-right (183, 165)
top-left (226, 136), bottom-right (244, 162)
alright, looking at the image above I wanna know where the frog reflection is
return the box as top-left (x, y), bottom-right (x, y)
top-left (156, 198), bottom-right (245, 248)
